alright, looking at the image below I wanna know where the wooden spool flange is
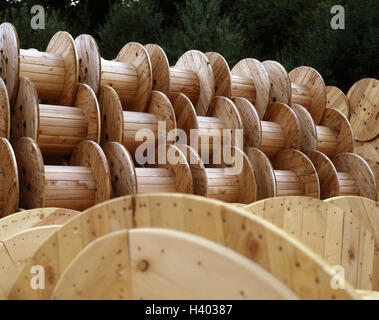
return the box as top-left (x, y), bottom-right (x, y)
top-left (0, 22), bottom-right (78, 106)
top-left (14, 137), bottom-right (111, 211)
top-left (205, 52), bottom-right (272, 119)
top-left (291, 104), bottom-right (353, 157)
top-left (178, 144), bottom-right (257, 203)
top-left (103, 142), bottom-right (193, 197)
top-left (11, 77), bottom-right (100, 156)
top-left (171, 93), bottom-right (243, 164)
top-left (305, 150), bottom-right (376, 200)
top-left (245, 147), bottom-right (320, 200)
top-left (0, 78), bottom-right (10, 139)
top-left (233, 97), bottom-right (301, 157)
top-left (75, 34), bottom-right (152, 112)
top-left (347, 78), bottom-right (379, 141)
top-left (145, 44), bottom-right (214, 116)
top-left (0, 138), bottom-right (19, 217)
top-left (326, 86), bottom-right (350, 118)
top-left (99, 85), bottom-right (176, 159)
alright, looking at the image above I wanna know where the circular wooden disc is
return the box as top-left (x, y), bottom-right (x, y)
top-left (326, 86), bottom-right (350, 118)
top-left (0, 78), bottom-right (10, 139)
top-left (289, 66), bottom-right (327, 125)
top-left (205, 52), bottom-right (232, 97)
top-left (209, 96), bottom-right (243, 132)
top-left (347, 78), bottom-right (379, 141)
top-left (0, 22), bottom-right (20, 105)
top-left (144, 44), bottom-right (170, 97)
top-left (272, 149), bottom-right (320, 198)
top-left (332, 152), bottom-right (376, 201)
top-left (116, 42), bottom-right (152, 112)
top-left (147, 90), bottom-right (176, 134)
top-left (231, 59), bottom-right (270, 119)
top-left (175, 50), bottom-right (215, 116)
top-left (74, 83), bottom-right (101, 144)
top-left (320, 108), bottom-right (354, 154)
top-left (70, 140), bottom-right (112, 203)
top-left (291, 104), bottom-right (317, 151)
top-left (0, 138), bottom-right (19, 217)
top-left (99, 85), bottom-right (123, 145)
top-left (171, 93), bottom-right (199, 140)
top-left (102, 142), bottom-right (137, 198)
top-left (305, 150), bottom-right (340, 199)
top-left (233, 97), bottom-right (261, 148)
top-left (264, 102), bottom-right (302, 150)
top-left (14, 137), bottom-right (45, 209)
top-left (262, 60), bottom-right (291, 105)
top-left (75, 34), bottom-right (101, 96)
top-left (244, 147), bottom-right (276, 200)
top-left (10, 77), bottom-right (39, 144)
top-left (46, 31), bottom-right (78, 106)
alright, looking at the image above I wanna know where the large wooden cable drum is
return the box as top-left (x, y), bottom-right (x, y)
top-left (75, 34), bottom-right (152, 112)
top-left (11, 77), bottom-right (100, 156)
top-left (0, 78), bottom-right (10, 139)
top-left (206, 52), bottom-right (271, 119)
top-left (326, 85), bottom-right (350, 118)
top-left (145, 44), bottom-right (214, 116)
top-left (14, 137), bottom-right (111, 211)
top-left (0, 22), bottom-right (78, 106)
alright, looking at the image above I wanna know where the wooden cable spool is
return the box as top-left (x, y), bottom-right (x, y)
top-left (305, 150), bottom-right (376, 200)
top-left (0, 137), bottom-right (19, 218)
top-left (0, 78), bottom-right (10, 139)
top-left (99, 86), bottom-right (176, 159)
top-left (171, 93), bottom-right (243, 163)
top-left (75, 34), bottom-right (152, 112)
top-left (0, 22), bottom-right (78, 106)
top-left (178, 144), bottom-right (257, 203)
top-left (233, 97), bottom-right (301, 157)
top-left (291, 103), bottom-right (354, 157)
top-left (347, 78), bottom-right (379, 142)
top-left (206, 52), bottom-right (272, 119)
top-left (326, 85), bottom-right (350, 118)
top-left (102, 142), bottom-right (193, 197)
top-left (11, 77), bottom-right (100, 156)
top-left (14, 137), bottom-right (111, 211)
top-left (245, 147), bottom-right (320, 200)
top-left (144, 44), bottom-right (214, 116)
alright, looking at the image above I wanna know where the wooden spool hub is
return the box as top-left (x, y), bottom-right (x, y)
top-left (0, 23), bottom-right (78, 106)
top-left (347, 78), bottom-right (379, 141)
top-left (178, 144), bottom-right (257, 203)
top-left (233, 97), bottom-right (301, 157)
top-left (305, 150), bottom-right (376, 200)
top-left (326, 86), bottom-right (350, 118)
top-left (102, 142), bottom-right (193, 197)
top-left (0, 78), bottom-right (10, 139)
top-left (99, 86), bottom-right (176, 158)
top-left (205, 52), bottom-right (271, 119)
top-left (75, 35), bottom-right (152, 112)
top-left (289, 66), bottom-right (327, 125)
top-left (245, 147), bottom-right (319, 200)
top-left (0, 138), bottom-right (19, 217)
top-left (291, 104), bottom-right (353, 157)
top-left (145, 44), bottom-right (214, 116)
top-left (14, 137), bottom-right (111, 211)
top-left (171, 93), bottom-right (242, 164)
top-left (11, 77), bottom-right (100, 156)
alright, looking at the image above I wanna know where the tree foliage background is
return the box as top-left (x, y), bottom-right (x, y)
top-left (0, 0), bottom-right (377, 91)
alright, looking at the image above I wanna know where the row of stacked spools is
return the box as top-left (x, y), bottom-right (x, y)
top-left (0, 22), bottom-right (377, 217)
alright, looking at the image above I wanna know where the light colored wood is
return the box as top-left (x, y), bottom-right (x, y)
top-left (205, 52), bottom-right (232, 98)
top-left (231, 58), bottom-right (270, 119)
top-left (326, 86), bottom-right (350, 118)
top-left (244, 196), bottom-right (376, 290)
top-left (332, 153), bottom-right (376, 201)
top-left (0, 78), bottom-right (10, 139)
top-left (52, 228), bottom-right (299, 300)
top-left (170, 67), bottom-right (200, 106)
top-left (8, 193), bottom-right (358, 299)
top-left (291, 104), bottom-right (317, 151)
top-left (347, 78), bottom-right (378, 141)
top-left (289, 66), bottom-right (327, 125)
top-left (262, 60), bottom-right (291, 105)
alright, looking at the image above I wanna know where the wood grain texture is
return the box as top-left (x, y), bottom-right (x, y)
top-left (0, 78), bottom-right (10, 139)
top-left (262, 60), bottom-right (291, 105)
top-left (326, 86), bottom-right (350, 118)
top-left (205, 51), bottom-right (232, 98)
